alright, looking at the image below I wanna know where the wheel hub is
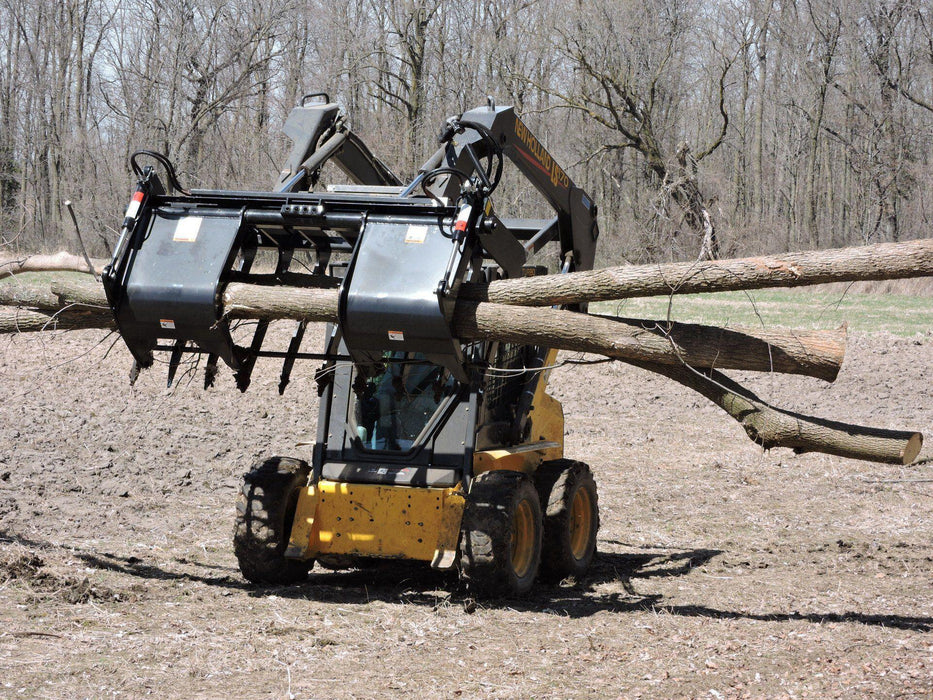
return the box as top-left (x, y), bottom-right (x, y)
top-left (510, 499), bottom-right (536, 577)
top-left (568, 487), bottom-right (593, 560)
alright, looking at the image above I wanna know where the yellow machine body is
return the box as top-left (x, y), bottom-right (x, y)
top-left (286, 480), bottom-right (466, 567)
top-left (285, 350), bottom-right (565, 568)
top-left (474, 348), bottom-right (564, 474)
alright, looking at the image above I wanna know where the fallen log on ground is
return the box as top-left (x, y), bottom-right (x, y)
top-left (463, 238), bottom-right (933, 306)
top-left (43, 279), bottom-right (846, 381)
top-left (632, 360), bottom-right (923, 465)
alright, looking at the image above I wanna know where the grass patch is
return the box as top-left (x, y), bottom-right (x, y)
top-left (593, 288), bottom-right (933, 336)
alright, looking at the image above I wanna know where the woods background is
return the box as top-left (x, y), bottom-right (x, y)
top-left (1, 0), bottom-right (932, 266)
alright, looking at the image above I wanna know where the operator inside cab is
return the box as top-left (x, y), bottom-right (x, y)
top-left (351, 352), bottom-right (455, 452)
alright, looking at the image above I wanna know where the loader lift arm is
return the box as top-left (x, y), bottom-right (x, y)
top-left (275, 93), bottom-right (401, 193)
top-left (415, 102), bottom-right (599, 275)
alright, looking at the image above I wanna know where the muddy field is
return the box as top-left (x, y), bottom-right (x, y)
top-left (1, 323), bottom-right (931, 699)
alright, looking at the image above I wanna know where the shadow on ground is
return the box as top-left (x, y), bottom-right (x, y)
top-left (4, 531), bottom-right (931, 631)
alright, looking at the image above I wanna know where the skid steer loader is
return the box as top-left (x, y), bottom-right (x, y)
top-left (103, 95), bottom-right (601, 596)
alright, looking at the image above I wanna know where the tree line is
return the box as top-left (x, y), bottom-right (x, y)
top-left (1, 0), bottom-right (931, 265)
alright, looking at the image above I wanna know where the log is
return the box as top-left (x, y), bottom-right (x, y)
top-left (633, 360), bottom-right (923, 465)
top-left (452, 306), bottom-right (846, 382)
top-left (8, 239), bottom-right (933, 307)
top-left (0, 281), bottom-right (62, 310)
top-left (216, 282), bottom-right (845, 380)
top-left (0, 252), bottom-right (108, 280)
top-left (0, 278), bottom-right (112, 332)
top-left (44, 279), bottom-right (843, 379)
top-left (463, 238), bottom-right (933, 306)
top-left (9, 279), bottom-right (921, 465)
top-left (0, 307), bottom-right (113, 333)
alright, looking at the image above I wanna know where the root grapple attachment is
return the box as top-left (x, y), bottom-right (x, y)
top-left (102, 99), bottom-right (598, 392)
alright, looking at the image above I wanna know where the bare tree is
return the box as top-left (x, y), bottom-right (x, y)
top-left (1, 0), bottom-right (932, 260)
top-left (538, 0), bottom-right (739, 261)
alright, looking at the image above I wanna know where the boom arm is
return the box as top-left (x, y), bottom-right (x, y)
top-left (420, 104), bottom-right (599, 274)
top-left (276, 94), bottom-right (401, 193)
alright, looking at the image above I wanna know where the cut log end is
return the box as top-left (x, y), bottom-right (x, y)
top-left (902, 433), bottom-right (923, 465)
top-left (778, 421), bottom-right (923, 465)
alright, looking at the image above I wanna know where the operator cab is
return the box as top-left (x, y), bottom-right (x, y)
top-left (349, 353), bottom-right (457, 452)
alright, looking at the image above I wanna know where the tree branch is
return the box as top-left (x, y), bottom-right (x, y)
top-left (632, 360), bottom-right (922, 465)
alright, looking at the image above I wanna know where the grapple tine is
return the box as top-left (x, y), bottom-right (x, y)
top-left (278, 322), bottom-right (307, 395)
top-left (204, 353), bottom-right (219, 389)
top-left (166, 340), bottom-right (185, 388)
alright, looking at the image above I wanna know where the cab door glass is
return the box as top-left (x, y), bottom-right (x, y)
top-left (350, 353), bottom-right (457, 452)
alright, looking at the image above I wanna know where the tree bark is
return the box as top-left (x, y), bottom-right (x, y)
top-left (0, 279), bottom-right (112, 331)
top-left (0, 306), bottom-right (113, 333)
top-left (463, 238), bottom-right (933, 306)
top-left (7, 239), bottom-right (933, 309)
top-left (0, 280), bottom-right (62, 309)
top-left (222, 283), bottom-right (845, 380)
top-left (3, 278), bottom-right (920, 465)
top-left (44, 279), bottom-right (845, 380)
top-left (0, 251), bottom-right (108, 279)
top-left (632, 360), bottom-right (922, 465)
top-left (452, 306), bottom-right (845, 382)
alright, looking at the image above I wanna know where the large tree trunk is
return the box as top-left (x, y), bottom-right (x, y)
top-left (0, 252), bottom-right (107, 279)
top-left (463, 238), bottom-right (933, 306)
top-left (43, 279), bottom-right (845, 380)
top-left (449, 305), bottom-right (845, 382)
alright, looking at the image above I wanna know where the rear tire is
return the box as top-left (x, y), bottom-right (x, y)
top-left (459, 471), bottom-right (542, 597)
top-left (233, 456), bottom-right (313, 584)
top-left (535, 460), bottom-right (599, 581)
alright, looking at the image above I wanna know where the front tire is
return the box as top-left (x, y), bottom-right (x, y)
top-left (459, 471), bottom-right (543, 597)
top-left (233, 456), bottom-right (313, 584)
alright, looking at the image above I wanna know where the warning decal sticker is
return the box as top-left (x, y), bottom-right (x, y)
top-left (404, 225), bottom-right (428, 244)
top-left (173, 217), bottom-right (202, 242)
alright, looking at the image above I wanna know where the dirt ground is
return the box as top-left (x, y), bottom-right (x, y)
top-left (0, 323), bottom-right (931, 699)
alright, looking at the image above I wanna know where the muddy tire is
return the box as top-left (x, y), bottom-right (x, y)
top-left (535, 460), bottom-right (599, 581)
top-left (459, 470), bottom-right (542, 597)
top-left (233, 456), bottom-right (312, 585)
